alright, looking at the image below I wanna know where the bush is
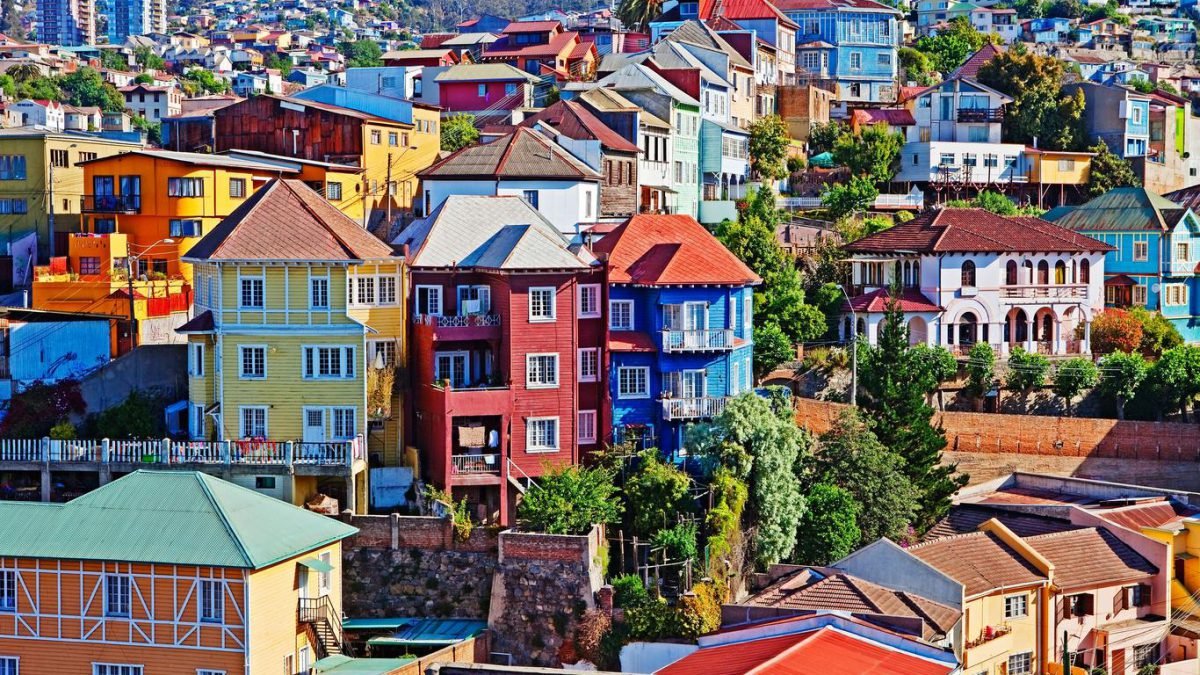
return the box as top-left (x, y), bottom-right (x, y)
top-left (49, 420), bottom-right (77, 440)
top-left (1091, 309), bottom-right (1143, 355)
top-left (517, 464), bottom-right (622, 535)
top-left (675, 581), bottom-right (722, 638)
top-left (625, 452), bottom-right (692, 537)
top-left (89, 390), bottom-right (160, 439)
top-left (611, 574), bottom-right (648, 609)
top-left (651, 521), bottom-right (699, 564)
top-left (895, 210), bottom-right (915, 223)
top-left (575, 609), bottom-right (611, 665)
top-left (1129, 306), bottom-right (1182, 356)
top-left (625, 597), bottom-right (675, 640)
top-left (425, 485), bottom-right (473, 540)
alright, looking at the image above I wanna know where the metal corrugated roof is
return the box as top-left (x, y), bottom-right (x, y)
top-left (313, 656), bottom-right (416, 674)
top-left (0, 471), bottom-right (357, 568)
top-left (1044, 186), bottom-right (1188, 232)
top-left (434, 63), bottom-right (540, 82)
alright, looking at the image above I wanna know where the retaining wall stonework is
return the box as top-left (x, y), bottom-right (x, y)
top-left (795, 398), bottom-right (1200, 492)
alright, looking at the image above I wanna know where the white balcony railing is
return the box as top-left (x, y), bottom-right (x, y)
top-left (451, 453), bottom-right (500, 474)
top-left (661, 329), bottom-right (735, 352)
top-left (662, 397), bottom-right (729, 420)
top-left (0, 437), bottom-right (364, 467)
top-left (999, 284), bottom-right (1089, 300)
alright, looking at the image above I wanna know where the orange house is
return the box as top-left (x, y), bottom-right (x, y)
top-left (0, 470), bottom-right (357, 675)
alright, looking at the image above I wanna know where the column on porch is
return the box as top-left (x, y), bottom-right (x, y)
top-left (1081, 319), bottom-right (1091, 355)
top-left (1055, 318), bottom-right (1066, 355)
top-left (1025, 318), bottom-right (1036, 353)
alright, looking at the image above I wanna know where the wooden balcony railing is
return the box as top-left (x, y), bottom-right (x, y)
top-left (452, 453), bottom-right (500, 474)
top-left (957, 108), bottom-right (1004, 123)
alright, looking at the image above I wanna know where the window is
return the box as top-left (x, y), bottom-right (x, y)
top-left (199, 579), bottom-right (223, 622)
top-left (578, 410), bottom-right (597, 444)
top-left (240, 406), bottom-right (267, 438)
top-left (961, 260), bottom-right (976, 287)
top-left (522, 189), bottom-right (539, 209)
top-left (303, 346), bottom-right (356, 379)
top-left (169, 219), bottom-right (202, 237)
top-left (240, 346), bottom-right (266, 379)
top-left (354, 276), bottom-right (376, 305)
top-left (1007, 652), bottom-right (1032, 675)
top-left (167, 177), bottom-right (204, 197)
top-left (197, 671), bottom-right (225, 675)
top-left (1134, 284), bottom-right (1148, 306)
top-left (984, 153), bottom-right (998, 168)
top-left (578, 348), bottom-right (599, 382)
top-left (50, 149), bottom-right (68, 168)
top-left (1166, 283), bottom-right (1188, 306)
top-left (0, 198), bottom-right (27, 214)
top-left (388, 132), bottom-right (398, 146)
top-left (1132, 643), bottom-right (1159, 669)
top-left (93, 666), bottom-right (143, 675)
top-left (1067, 593), bottom-right (1093, 617)
top-left (416, 285), bottom-right (442, 315)
top-left (326, 182), bottom-right (343, 200)
top-left (94, 218), bottom-right (115, 234)
top-left (370, 130), bottom-right (381, 144)
top-left (310, 276), bottom-right (329, 309)
top-left (239, 276), bottom-right (264, 308)
top-left (505, 83), bottom-right (517, 96)
top-left (0, 657), bottom-right (16, 675)
top-left (610, 299), bottom-right (633, 330)
top-left (1132, 106), bottom-right (1143, 125)
top-left (478, 84), bottom-right (487, 97)
top-left (79, 256), bottom-right (101, 275)
top-left (0, 155), bottom-right (27, 180)
top-left (529, 287), bottom-right (555, 322)
top-left (318, 552), bottom-right (332, 593)
top-left (618, 366), bottom-right (649, 398)
top-left (526, 353), bottom-right (559, 388)
top-left (229, 178), bottom-right (246, 198)
top-left (0, 570), bottom-right (14, 611)
top-left (378, 276), bottom-right (397, 305)
top-left (331, 408), bottom-right (355, 439)
top-left (104, 574), bottom-right (130, 617)
top-left (877, 52), bottom-right (891, 67)
top-left (1004, 593), bottom-right (1028, 619)
top-left (731, 362), bottom-right (740, 395)
top-left (1057, 158), bottom-right (1076, 171)
top-left (939, 153), bottom-right (956, 166)
top-left (527, 417), bottom-right (559, 452)
top-left (1130, 239), bottom-right (1150, 261)
top-left (849, 52), bottom-right (862, 69)
top-left (963, 153), bottom-right (978, 167)
top-left (189, 343), bottom-right (205, 377)
top-left (578, 284), bottom-right (601, 318)
top-left (1130, 583), bottom-right (1150, 607)
top-left (1177, 242), bottom-right (1190, 261)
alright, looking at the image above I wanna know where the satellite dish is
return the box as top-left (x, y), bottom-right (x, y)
top-left (1152, 283), bottom-right (1161, 293)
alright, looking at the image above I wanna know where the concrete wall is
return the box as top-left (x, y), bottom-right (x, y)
top-left (77, 344), bottom-right (186, 417)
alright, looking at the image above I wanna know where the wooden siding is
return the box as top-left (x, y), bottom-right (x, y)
top-left (247, 542), bottom-right (342, 675)
top-left (213, 96), bottom-right (368, 165)
top-left (600, 153), bottom-right (638, 219)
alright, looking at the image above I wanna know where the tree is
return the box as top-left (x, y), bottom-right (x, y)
top-left (814, 409), bottom-right (919, 544)
top-left (858, 294), bottom-right (966, 532)
top-left (1052, 357), bottom-right (1098, 416)
top-left (1146, 345), bottom-right (1200, 421)
top-left (1045, 0), bottom-right (1084, 17)
top-left (6, 63), bottom-right (43, 83)
top-left (757, 263), bottom-right (827, 346)
top-left (754, 322), bottom-right (794, 380)
top-left (133, 46), bottom-right (165, 70)
top-left (747, 114), bottom-right (791, 180)
top-left (1086, 141), bottom-right (1140, 196)
top-left (792, 483), bottom-right (859, 565)
top-left (688, 391), bottom-right (809, 567)
top-left (964, 342), bottom-right (995, 408)
top-left (821, 175), bottom-right (879, 220)
top-left (977, 50), bottom-right (1086, 151)
top-left (806, 120), bottom-right (845, 155)
top-left (99, 49), bottom-right (130, 71)
top-left (1129, 307), bottom-right (1182, 356)
top-left (1006, 346), bottom-right (1051, 412)
top-left (516, 464), bottom-right (622, 535)
top-left (614, 0), bottom-right (662, 31)
top-left (88, 390), bottom-right (160, 438)
top-left (914, 33), bottom-right (973, 75)
top-left (832, 123), bottom-right (905, 182)
top-left (60, 68), bottom-right (124, 112)
top-left (1090, 309), bottom-right (1143, 355)
top-left (338, 39), bottom-right (383, 67)
top-left (264, 52), bottom-right (292, 76)
top-left (624, 451), bottom-right (692, 537)
top-left (182, 69), bottom-right (230, 95)
top-left (899, 47), bottom-right (936, 86)
top-left (130, 114), bottom-right (162, 145)
top-left (0, 379), bottom-right (85, 438)
top-left (1097, 351), bottom-right (1147, 420)
top-left (972, 190), bottom-right (1019, 215)
top-left (440, 113), bottom-right (480, 152)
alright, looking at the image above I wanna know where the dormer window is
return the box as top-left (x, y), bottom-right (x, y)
top-left (681, 2), bottom-right (698, 15)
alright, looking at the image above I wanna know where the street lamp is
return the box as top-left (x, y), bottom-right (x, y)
top-left (124, 238), bottom-right (175, 352)
top-left (839, 284), bottom-right (858, 407)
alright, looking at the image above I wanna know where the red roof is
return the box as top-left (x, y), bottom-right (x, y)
top-left (951, 43), bottom-right (1005, 79)
top-left (484, 30), bottom-right (580, 59)
top-left (845, 288), bottom-right (941, 314)
top-left (592, 214), bottom-right (761, 286)
top-left (844, 209), bottom-right (1113, 254)
top-left (705, 0), bottom-right (800, 27)
top-left (657, 626), bottom-right (954, 675)
top-left (520, 100), bottom-right (639, 153)
top-left (1104, 273), bottom-right (1138, 287)
top-left (420, 33), bottom-right (456, 48)
top-left (851, 108), bottom-right (916, 127)
top-left (502, 20), bottom-right (563, 33)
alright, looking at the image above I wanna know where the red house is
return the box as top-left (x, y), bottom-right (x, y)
top-left (479, 20), bottom-right (598, 80)
top-left (396, 195), bottom-right (606, 524)
top-left (432, 63), bottom-right (541, 115)
top-left (381, 47), bottom-right (461, 67)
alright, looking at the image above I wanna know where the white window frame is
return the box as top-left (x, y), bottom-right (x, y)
top-left (309, 273), bottom-right (330, 309)
top-left (189, 342), bottom-right (205, 377)
top-left (415, 284), bottom-right (443, 316)
top-left (1007, 652), bottom-right (1032, 675)
top-left (578, 348), bottom-right (599, 383)
top-left (318, 551), bottom-right (332, 593)
top-left (529, 287), bottom-right (556, 322)
top-left (457, 284), bottom-right (492, 315)
top-left (0, 657), bottom-right (16, 675)
top-left (331, 407), bottom-right (356, 440)
top-left (1133, 240), bottom-right (1149, 261)
top-left (239, 406), bottom-right (268, 438)
top-left (578, 284), bottom-right (601, 318)
top-left (238, 274), bottom-right (264, 309)
top-left (367, 339), bottom-right (397, 368)
top-left (350, 273), bottom-right (399, 308)
top-left (303, 345), bottom-right (357, 380)
top-left (731, 361), bottom-right (740, 395)
top-left (526, 353), bottom-right (560, 389)
top-left (578, 410), bottom-right (597, 444)
top-left (93, 666), bottom-right (143, 675)
top-left (238, 345), bottom-right (266, 379)
top-left (1178, 242), bottom-right (1190, 262)
top-left (199, 579), bottom-right (223, 623)
top-left (526, 416), bottom-right (560, 452)
top-left (618, 366), bottom-right (650, 399)
top-left (103, 574), bottom-right (130, 617)
top-left (0, 570), bottom-right (14, 611)
top-left (610, 299), bottom-right (634, 330)
top-left (190, 403), bottom-right (205, 441)
top-left (743, 294), bottom-right (753, 334)
top-left (1133, 284), bottom-right (1148, 306)
top-left (1004, 593), bottom-right (1028, 619)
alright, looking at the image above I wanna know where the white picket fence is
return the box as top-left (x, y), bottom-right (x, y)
top-left (0, 436), bottom-right (366, 467)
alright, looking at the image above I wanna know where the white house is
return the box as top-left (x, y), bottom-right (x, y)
top-left (119, 83), bottom-right (182, 121)
top-left (10, 99), bottom-right (65, 131)
top-left (841, 208), bottom-right (1112, 356)
top-left (417, 126), bottom-right (602, 238)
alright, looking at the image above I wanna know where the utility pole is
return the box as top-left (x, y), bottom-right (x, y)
top-left (386, 151), bottom-right (392, 227)
top-left (126, 255), bottom-right (137, 354)
top-left (47, 156), bottom-right (55, 260)
top-left (1061, 629), bottom-right (1069, 675)
top-left (839, 285), bottom-right (858, 406)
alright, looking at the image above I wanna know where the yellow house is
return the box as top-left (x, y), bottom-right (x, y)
top-left (1026, 147), bottom-right (1095, 207)
top-left (179, 178), bottom-right (406, 513)
top-left (359, 103), bottom-right (443, 221)
top-left (0, 128), bottom-right (143, 266)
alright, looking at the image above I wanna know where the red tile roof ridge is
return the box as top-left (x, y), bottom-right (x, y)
top-left (1023, 526), bottom-right (1097, 540)
top-left (905, 529), bottom-right (988, 550)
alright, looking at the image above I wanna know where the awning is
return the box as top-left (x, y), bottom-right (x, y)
top-left (643, 184), bottom-right (679, 194)
top-left (299, 557), bottom-right (334, 573)
top-left (1105, 274), bottom-right (1138, 287)
top-left (367, 636), bottom-right (461, 647)
top-left (343, 618), bottom-right (411, 632)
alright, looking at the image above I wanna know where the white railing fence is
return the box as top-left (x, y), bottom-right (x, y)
top-left (0, 436), bottom-right (366, 467)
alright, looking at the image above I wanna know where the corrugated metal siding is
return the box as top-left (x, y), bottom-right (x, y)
top-left (10, 320), bottom-right (110, 383)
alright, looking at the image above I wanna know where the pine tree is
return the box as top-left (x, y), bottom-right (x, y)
top-left (858, 292), bottom-right (968, 532)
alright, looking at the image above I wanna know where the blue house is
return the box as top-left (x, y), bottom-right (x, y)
top-left (774, 0), bottom-right (902, 105)
top-left (591, 213), bottom-right (760, 456)
top-left (1045, 187), bottom-right (1200, 340)
top-left (1064, 82), bottom-right (1150, 158)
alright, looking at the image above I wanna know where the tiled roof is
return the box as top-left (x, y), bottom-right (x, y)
top-left (393, 195), bottom-right (593, 270)
top-left (1026, 528), bottom-right (1157, 590)
top-left (844, 209), bottom-right (1113, 254)
top-left (656, 625), bottom-right (954, 675)
top-left (925, 505), bottom-right (1079, 541)
top-left (520, 100), bottom-right (639, 153)
top-left (1044, 187), bottom-right (1186, 232)
top-left (844, 288), bottom-right (941, 313)
top-left (592, 214), bottom-right (760, 286)
top-left (184, 179), bottom-right (396, 262)
top-left (908, 531), bottom-right (1046, 598)
top-left (951, 43), bottom-right (1004, 80)
top-left (851, 108), bottom-right (916, 127)
top-left (0, 471), bottom-right (356, 568)
top-left (483, 30), bottom-right (581, 59)
top-left (502, 20), bottom-right (562, 32)
top-left (419, 127), bottom-right (602, 181)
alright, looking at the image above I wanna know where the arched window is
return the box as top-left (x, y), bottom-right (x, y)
top-left (1023, 260), bottom-right (1034, 284)
top-left (843, 316), bottom-right (852, 340)
top-left (1006, 260), bottom-right (1018, 285)
top-left (1054, 260), bottom-right (1067, 285)
top-left (1037, 260), bottom-right (1050, 285)
top-left (1080, 258), bottom-right (1090, 284)
top-left (961, 260), bottom-right (976, 287)
top-left (910, 260), bottom-right (919, 287)
top-left (959, 312), bottom-right (978, 346)
top-left (856, 318), bottom-right (866, 336)
top-left (903, 261), bottom-right (911, 287)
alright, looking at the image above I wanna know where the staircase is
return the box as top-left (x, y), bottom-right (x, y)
top-left (298, 596), bottom-right (348, 658)
top-left (507, 458), bottom-right (538, 495)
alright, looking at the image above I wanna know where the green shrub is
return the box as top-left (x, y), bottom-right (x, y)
top-left (651, 522), bottom-right (698, 564)
top-left (675, 581), bottom-right (722, 638)
top-left (625, 597), bottom-right (675, 640)
top-left (611, 574), bottom-right (648, 609)
top-left (49, 420), bottom-right (77, 440)
top-left (516, 464), bottom-right (622, 535)
top-left (895, 210), bottom-right (915, 223)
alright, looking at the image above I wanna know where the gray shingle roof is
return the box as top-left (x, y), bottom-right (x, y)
top-left (419, 127), bottom-right (602, 180)
top-left (434, 63), bottom-right (540, 83)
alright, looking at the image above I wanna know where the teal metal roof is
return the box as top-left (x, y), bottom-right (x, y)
top-left (313, 655), bottom-right (416, 674)
top-left (343, 618), bottom-right (411, 631)
top-left (0, 471), bottom-right (357, 568)
top-left (1045, 187), bottom-right (1188, 232)
top-left (350, 617), bottom-right (488, 647)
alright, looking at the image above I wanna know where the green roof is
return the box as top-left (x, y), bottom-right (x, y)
top-left (1044, 186), bottom-right (1190, 232)
top-left (313, 656), bottom-right (416, 674)
top-left (0, 471), bottom-right (357, 568)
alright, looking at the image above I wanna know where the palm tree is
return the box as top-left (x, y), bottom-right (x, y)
top-left (5, 63), bottom-right (42, 83)
top-left (616, 0), bottom-right (663, 32)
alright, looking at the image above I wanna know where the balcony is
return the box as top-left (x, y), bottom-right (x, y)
top-left (424, 382), bottom-right (512, 418)
top-left (414, 313), bottom-right (501, 342)
top-left (82, 194), bottom-right (141, 213)
top-left (957, 108), bottom-right (1004, 123)
top-left (661, 329), bottom-right (735, 352)
top-left (451, 453), bottom-right (501, 475)
top-left (0, 437), bottom-right (365, 468)
top-left (1162, 260), bottom-right (1197, 276)
top-left (662, 396), bottom-right (729, 420)
top-left (1000, 284), bottom-right (1089, 301)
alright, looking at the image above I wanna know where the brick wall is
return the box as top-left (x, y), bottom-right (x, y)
top-left (795, 398), bottom-right (1200, 492)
